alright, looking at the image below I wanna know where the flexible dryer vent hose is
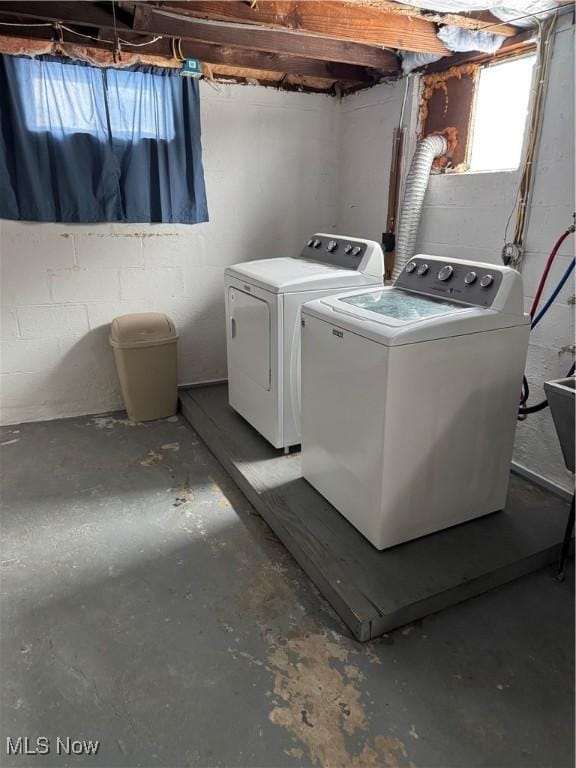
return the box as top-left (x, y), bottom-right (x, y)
top-left (393, 135), bottom-right (448, 281)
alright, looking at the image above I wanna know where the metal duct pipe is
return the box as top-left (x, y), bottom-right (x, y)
top-left (392, 135), bottom-right (448, 281)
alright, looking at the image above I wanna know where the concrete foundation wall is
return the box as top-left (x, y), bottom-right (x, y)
top-left (336, 19), bottom-right (575, 491)
top-left (0, 84), bottom-right (339, 424)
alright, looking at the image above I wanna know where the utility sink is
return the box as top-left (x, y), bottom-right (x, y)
top-left (544, 376), bottom-right (574, 580)
top-left (544, 377), bottom-right (575, 473)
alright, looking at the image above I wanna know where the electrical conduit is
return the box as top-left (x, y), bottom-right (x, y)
top-left (392, 134), bottom-right (448, 281)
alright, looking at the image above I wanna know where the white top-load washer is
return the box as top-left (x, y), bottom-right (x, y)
top-left (225, 234), bottom-right (384, 450)
top-left (301, 254), bottom-right (530, 550)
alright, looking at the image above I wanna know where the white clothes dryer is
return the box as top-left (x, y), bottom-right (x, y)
top-left (224, 234), bottom-right (384, 450)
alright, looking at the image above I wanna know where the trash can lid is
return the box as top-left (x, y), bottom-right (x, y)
top-left (110, 312), bottom-right (178, 349)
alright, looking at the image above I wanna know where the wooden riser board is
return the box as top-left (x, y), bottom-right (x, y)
top-left (180, 384), bottom-right (571, 641)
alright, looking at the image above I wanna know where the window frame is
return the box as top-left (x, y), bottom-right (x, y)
top-left (465, 52), bottom-right (537, 174)
top-left (419, 40), bottom-right (537, 175)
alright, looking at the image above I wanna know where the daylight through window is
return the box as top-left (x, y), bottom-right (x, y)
top-left (468, 55), bottom-right (536, 173)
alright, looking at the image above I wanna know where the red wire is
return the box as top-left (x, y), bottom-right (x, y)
top-left (529, 228), bottom-right (574, 319)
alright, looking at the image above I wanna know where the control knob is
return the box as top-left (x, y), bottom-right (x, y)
top-left (480, 274), bottom-right (494, 288)
top-left (306, 238), bottom-right (315, 247)
top-left (351, 246), bottom-right (362, 257)
top-left (344, 244), bottom-right (353, 254)
top-left (327, 240), bottom-right (338, 253)
top-left (438, 265), bottom-right (454, 281)
top-left (313, 239), bottom-right (321, 248)
top-left (417, 263), bottom-right (429, 275)
top-left (405, 261), bottom-right (417, 273)
top-left (464, 271), bottom-right (477, 285)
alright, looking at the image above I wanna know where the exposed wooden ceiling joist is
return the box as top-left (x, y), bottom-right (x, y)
top-left (115, 33), bottom-right (380, 82)
top-left (0, 21), bottom-right (374, 83)
top-left (0, 32), bottom-right (344, 93)
top-left (344, 0), bottom-right (518, 35)
top-left (0, 1), bottom-right (537, 95)
top-left (136, 0), bottom-right (449, 55)
top-left (373, 1), bottom-right (576, 32)
top-left (133, 5), bottom-right (404, 66)
top-left (146, 40), bottom-right (379, 83)
top-left (158, 1), bottom-right (518, 40)
top-left (0, 1), bottom-right (400, 70)
top-left (0, 1), bottom-right (132, 31)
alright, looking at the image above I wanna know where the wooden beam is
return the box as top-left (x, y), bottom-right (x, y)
top-left (466, 9), bottom-right (528, 36)
top-left (0, 26), bottom-right (370, 85)
top-left (0, 30), bottom-right (178, 64)
top-left (133, 5), bottom-right (405, 66)
top-left (160, 1), bottom-right (518, 38)
top-left (0, 1), bottom-right (401, 69)
top-left (147, 1), bottom-right (451, 53)
top-left (0, 32), bottom-right (352, 91)
top-left (0, 1), bottom-right (134, 30)
top-left (108, 34), bottom-right (380, 82)
top-left (352, 1), bottom-right (518, 35)
top-left (171, 44), bottom-right (380, 82)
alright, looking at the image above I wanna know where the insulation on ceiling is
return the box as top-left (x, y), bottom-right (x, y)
top-left (392, 0), bottom-right (558, 25)
top-left (437, 25), bottom-right (507, 51)
top-left (399, 0), bottom-right (552, 72)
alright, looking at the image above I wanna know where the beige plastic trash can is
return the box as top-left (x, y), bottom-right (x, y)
top-left (110, 312), bottom-right (178, 422)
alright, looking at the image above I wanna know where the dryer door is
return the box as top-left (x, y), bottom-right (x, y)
top-left (228, 286), bottom-right (271, 391)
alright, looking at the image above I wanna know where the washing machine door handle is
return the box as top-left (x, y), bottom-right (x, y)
top-left (231, 317), bottom-right (237, 339)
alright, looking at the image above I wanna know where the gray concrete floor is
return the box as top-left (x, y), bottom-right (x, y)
top-left (0, 413), bottom-right (573, 768)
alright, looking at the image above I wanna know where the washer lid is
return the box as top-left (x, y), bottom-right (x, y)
top-left (225, 258), bottom-right (380, 293)
top-left (303, 286), bottom-right (528, 346)
top-left (340, 289), bottom-right (467, 326)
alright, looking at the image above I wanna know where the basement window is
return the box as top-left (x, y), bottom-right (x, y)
top-left (420, 52), bottom-right (536, 174)
top-left (468, 55), bottom-right (536, 172)
top-left (27, 67), bottom-right (175, 140)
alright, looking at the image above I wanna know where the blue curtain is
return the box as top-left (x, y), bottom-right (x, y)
top-left (0, 55), bottom-right (208, 224)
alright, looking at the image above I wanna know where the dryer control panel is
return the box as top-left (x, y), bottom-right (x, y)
top-left (298, 233), bottom-right (384, 281)
top-left (299, 234), bottom-right (367, 270)
top-left (395, 257), bottom-right (504, 308)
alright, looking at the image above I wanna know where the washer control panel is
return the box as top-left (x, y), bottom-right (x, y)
top-left (300, 235), bottom-right (367, 270)
top-left (396, 258), bottom-right (503, 307)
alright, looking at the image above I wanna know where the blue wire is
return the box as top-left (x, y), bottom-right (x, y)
top-left (531, 257), bottom-right (576, 330)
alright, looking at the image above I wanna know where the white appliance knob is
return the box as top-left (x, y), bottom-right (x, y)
top-left (406, 261), bottom-right (417, 273)
top-left (480, 274), bottom-right (494, 288)
top-left (464, 271), bottom-right (477, 285)
top-left (327, 240), bottom-right (338, 252)
top-left (344, 244), bottom-right (353, 254)
top-left (313, 239), bottom-right (321, 248)
top-left (438, 265), bottom-right (454, 281)
top-left (351, 246), bottom-right (362, 257)
top-left (307, 238), bottom-right (314, 247)
top-left (417, 263), bottom-right (429, 275)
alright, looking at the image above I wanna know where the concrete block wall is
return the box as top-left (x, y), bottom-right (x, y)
top-left (508, 20), bottom-right (575, 491)
top-left (336, 18), bottom-right (575, 492)
top-left (337, 81), bottom-right (406, 243)
top-left (0, 83), bottom-right (339, 424)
